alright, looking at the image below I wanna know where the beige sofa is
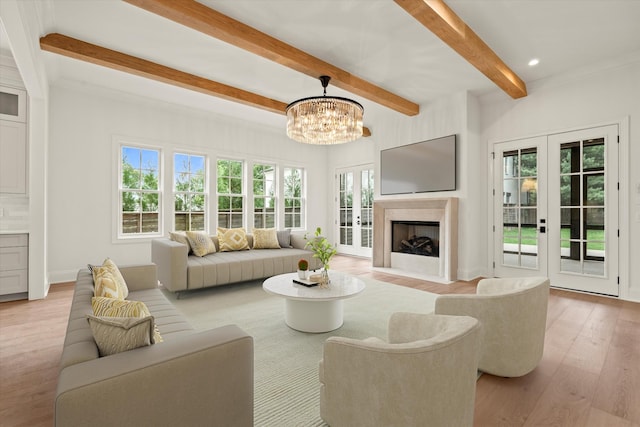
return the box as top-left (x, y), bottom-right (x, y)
top-left (152, 232), bottom-right (320, 296)
top-left (55, 264), bottom-right (254, 427)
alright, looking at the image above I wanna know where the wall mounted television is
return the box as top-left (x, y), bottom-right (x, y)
top-left (380, 134), bottom-right (457, 195)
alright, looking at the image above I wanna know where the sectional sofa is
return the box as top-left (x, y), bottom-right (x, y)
top-left (56, 263), bottom-right (254, 426)
top-left (151, 231), bottom-right (320, 297)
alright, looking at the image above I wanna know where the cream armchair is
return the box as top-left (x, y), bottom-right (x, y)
top-left (435, 276), bottom-right (550, 378)
top-left (319, 313), bottom-right (482, 427)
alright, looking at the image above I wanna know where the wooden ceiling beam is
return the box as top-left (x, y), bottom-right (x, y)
top-left (39, 33), bottom-right (372, 136)
top-left (123, 0), bottom-right (420, 116)
top-left (40, 33), bottom-right (287, 114)
top-left (394, 0), bottom-right (527, 99)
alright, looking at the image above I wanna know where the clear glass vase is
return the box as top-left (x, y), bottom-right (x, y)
top-left (320, 266), bottom-right (330, 287)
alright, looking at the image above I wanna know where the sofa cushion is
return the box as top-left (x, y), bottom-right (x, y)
top-left (217, 227), bottom-right (250, 252)
top-left (252, 228), bottom-right (281, 249)
top-left (87, 315), bottom-right (156, 356)
top-left (185, 231), bottom-right (216, 256)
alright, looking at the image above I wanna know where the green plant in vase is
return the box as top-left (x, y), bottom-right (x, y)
top-left (305, 227), bottom-right (337, 286)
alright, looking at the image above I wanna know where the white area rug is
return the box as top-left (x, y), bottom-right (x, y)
top-left (164, 276), bottom-right (438, 427)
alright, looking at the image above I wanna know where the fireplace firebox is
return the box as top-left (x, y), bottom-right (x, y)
top-left (391, 221), bottom-right (440, 257)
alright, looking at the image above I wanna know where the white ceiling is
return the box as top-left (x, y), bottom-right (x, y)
top-left (4, 0), bottom-right (640, 131)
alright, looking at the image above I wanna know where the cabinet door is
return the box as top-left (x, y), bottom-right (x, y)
top-left (0, 120), bottom-right (27, 194)
top-left (0, 86), bottom-right (26, 122)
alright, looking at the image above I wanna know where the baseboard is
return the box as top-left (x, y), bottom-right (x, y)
top-left (456, 267), bottom-right (489, 282)
top-left (47, 269), bottom-right (79, 285)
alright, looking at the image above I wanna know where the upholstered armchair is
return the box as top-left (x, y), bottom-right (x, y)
top-left (319, 313), bottom-right (482, 427)
top-left (435, 276), bottom-right (550, 378)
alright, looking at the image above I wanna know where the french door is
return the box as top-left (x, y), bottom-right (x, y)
top-left (493, 125), bottom-right (619, 296)
top-left (336, 165), bottom-right (374, 257)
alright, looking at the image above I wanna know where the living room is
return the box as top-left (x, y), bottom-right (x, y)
top-left (1, 0), bottom-right (640, 426)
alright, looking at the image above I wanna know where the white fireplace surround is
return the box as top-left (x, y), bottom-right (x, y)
top-left (373, 198), bottom-right (458, 282)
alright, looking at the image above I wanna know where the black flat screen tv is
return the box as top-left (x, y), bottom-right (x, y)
top-left (380, 134), bottom-right (457, 195)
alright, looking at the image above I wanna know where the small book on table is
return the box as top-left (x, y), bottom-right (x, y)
top-left (293, 278), bottom-right (319, 287)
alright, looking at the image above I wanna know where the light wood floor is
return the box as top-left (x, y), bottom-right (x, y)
top-left (1, 254), bottom-right (638, 426)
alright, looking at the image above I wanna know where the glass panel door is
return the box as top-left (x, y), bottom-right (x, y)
top-left (336, 165), bottom-right (374, 257)
top-left (494, 125), bottom-right (619, 296)
top-left (494, 137), bottom-right (548, 278)
top-left (548, 125), bottom-right (618, 295)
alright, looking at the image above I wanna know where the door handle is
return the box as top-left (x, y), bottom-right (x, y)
top-left (356, 216), bottom-right (361, 226)
top-left (539, 226), bottom-right (546, 233)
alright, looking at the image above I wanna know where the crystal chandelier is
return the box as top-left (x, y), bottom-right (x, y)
top-left (286, 76), bottom-right (364, 145)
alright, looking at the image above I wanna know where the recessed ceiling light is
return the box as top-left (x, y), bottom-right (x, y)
top-left (528, 58), bottom-right (540, 67)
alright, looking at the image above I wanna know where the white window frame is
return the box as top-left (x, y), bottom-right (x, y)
top-left (173, 151), bottom-right (208, 232)
top-left (114, 138), bottom-right (164, 241)
top-left (216, 157), bottom-right (245, 229)
top-left (251, 162), bottom-right (278, 229)
top-left (283, 166), bottom-right (306, 230)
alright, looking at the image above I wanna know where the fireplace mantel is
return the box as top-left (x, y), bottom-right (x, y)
top-left (373, 198), bottom-right (458, 282)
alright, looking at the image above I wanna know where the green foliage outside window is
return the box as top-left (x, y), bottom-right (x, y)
top-left (121, 146), bottom-right (160, 234)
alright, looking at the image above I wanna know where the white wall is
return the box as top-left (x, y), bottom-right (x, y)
top-left (47, 83), bottom-right (330, 282)
top-left (0, 0), bottom-right (50, 299)
top-left (328, 91), bottom-right (489, 281)
top-left (479, 55), bottom-right (640, 301)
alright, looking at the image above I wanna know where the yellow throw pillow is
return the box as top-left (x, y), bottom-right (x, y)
top-left (217, 227), bottom-right (250, 252)
top-left (169, 231), bottom-right (192, 253)
top-left (91, 297), bottom-right (163, 343)
top-left (87, 315), bottom-right (156, 356)
top-left (93, 258), bottom-right (129, 299)
top-left (92, 297), bottom-right (150, 317)
top-left (252, 228), bottom-right (281, 249)
top-left (185, 231), bottom-right (216, 257)
top-left (93, 268), bottom-right (124, 300)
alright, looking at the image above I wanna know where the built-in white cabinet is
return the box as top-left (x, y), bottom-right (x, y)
top-left (0, 120), bottom-right (27, 194)
top-left (0, 86), bottom-right (27, 122)
top-left (0, 85), bottom-right (28, 195)
top-left (0, 234), bottom-right (29, 301)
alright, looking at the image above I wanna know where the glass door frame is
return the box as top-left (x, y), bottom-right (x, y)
top-left (335, 164), bottom-right (374, 258)
top-left (492, 125), bottom-right (620, 297)
top-left (493, 136), bottom-right (548, 278)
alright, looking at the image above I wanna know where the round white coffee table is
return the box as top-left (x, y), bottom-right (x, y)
top-left (262, 271), bottom-right (366, 333)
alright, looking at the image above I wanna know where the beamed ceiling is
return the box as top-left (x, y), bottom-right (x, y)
top-left (6, 0), bottom-right (640, 134)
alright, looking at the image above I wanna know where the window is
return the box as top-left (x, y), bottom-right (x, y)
top-left (283, 167), bottom-right (304, 229)
top-left (120, 145), bottom-right (161, 236)
top-left (174, 153), bottom-right (206, 231)
top-left (253, 163), bottom-right (276, 228)
top-left (217, 159), bottom-right (244, 228)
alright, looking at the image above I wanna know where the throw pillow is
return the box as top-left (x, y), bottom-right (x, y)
top-left (185, 231), bottom-right (216, 257)
top-left (92, 296), bottom-right (150, 317)
top-left (87, 315), bottom-right (156, 356)
top-left (277, 229), bottom-right (292, 248)
top-left (91, 297), bottom-right (163, 343)
top-left (93, 258), bottom-right (129, 299)
top-left (217, 227), bottom-right (250, 252)
top-left (93, 269), bottom-right (124, 300)
top-left (169, 231), bottom-right (192, 253)
top-left (252, 228), bottom-right (281, 249)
